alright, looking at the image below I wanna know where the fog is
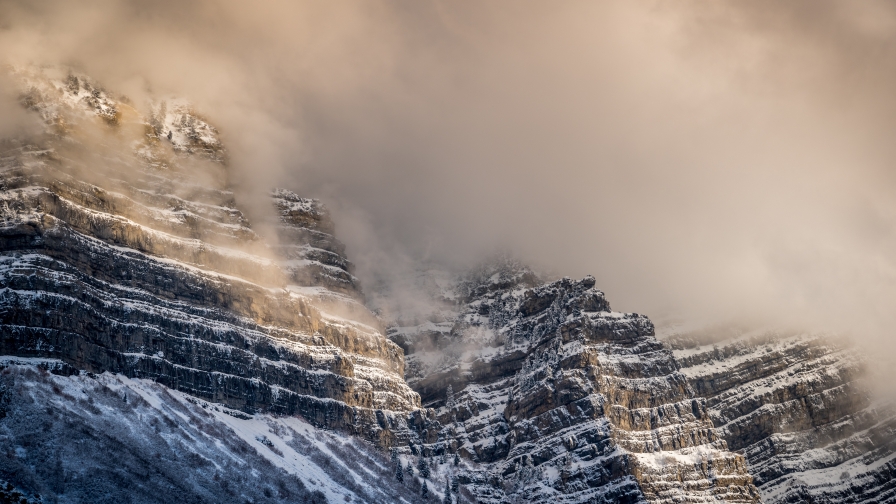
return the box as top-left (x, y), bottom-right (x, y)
top-left (2, 1), bottom-right (896, 356)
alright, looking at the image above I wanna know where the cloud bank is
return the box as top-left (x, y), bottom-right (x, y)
top-left (2, 1), bottom-right (896, 355)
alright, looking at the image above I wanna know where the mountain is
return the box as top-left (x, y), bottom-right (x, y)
top-left (1, 67), bottom-right (894, 504)
top-left (0, 361), bottom-right (424, 504)
top-left (0, 67), bottom-right (431, 502)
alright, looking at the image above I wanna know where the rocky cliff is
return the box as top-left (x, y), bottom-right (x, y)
top-left (0, 67), bottom-right (419, 446)
top-left (661, 324), bottom-right (896, 504)
top-left (272, 188), bottom-right (362, 301)
top-left (388, 258), bottom-right (761, 503)
top-left (0, 361), bottom-right (429, 504)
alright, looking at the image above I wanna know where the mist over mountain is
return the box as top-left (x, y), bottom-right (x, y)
top-left (3, 1), bottom-right (896, 344)
top-left (2, 2), bottom-right (896, 503)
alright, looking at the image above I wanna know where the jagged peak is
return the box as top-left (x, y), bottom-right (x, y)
top-left (146, 98), bottom-right (224, 162)
top-left (8, 64), bottom-right (226, 165)
top-left (271, 188), bottom-right (326, 217)
top-left (13, 65), bottom-right (124, 127)
top-left (271, 189), bottom-right (338, 241)
top-left (455, 253), bottom-right (542, 302)
top-left (515, 274), bottom-right (609, 317)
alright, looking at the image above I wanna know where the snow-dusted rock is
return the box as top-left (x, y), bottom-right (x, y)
top-left (0, 67), bottom-right (419, 447)
top-left (9, 66), bottom-right (892, 504)
top-left (0, 364), bottom-right (428, 503)
top-left (272, 188), bottom-right (365, 303)
top-left (662, 325), bottom-right (896, 504)
top-left (388, 258), bottom-right (761, 503)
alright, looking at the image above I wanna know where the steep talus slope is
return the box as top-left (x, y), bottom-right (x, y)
top-left (389, 259), bottom-right (761, 503)
top-left (0, 67), bottom-right (419, 446)
top-left (661, 325), bottom-right (896, 504)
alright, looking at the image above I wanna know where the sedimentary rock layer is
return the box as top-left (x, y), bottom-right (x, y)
top-left (0, 68), bottom-right (419, 445)
top-left (663, 326), bottom-right (896, 504)
top-left (391, 260), bottom-right (761, 503)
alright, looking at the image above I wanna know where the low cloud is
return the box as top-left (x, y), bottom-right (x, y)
top-left (2, 1), bottom-right (896, 360)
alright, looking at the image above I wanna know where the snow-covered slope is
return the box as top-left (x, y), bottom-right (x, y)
top-left (0, 362), bottom-right (429, 504)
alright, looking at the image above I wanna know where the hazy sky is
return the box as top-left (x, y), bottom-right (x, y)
top-left (2, 1), bottom-right (896, 351)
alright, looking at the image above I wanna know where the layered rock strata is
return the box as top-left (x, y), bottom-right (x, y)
top-left (7, 66), bottom-right (865, 503)
top-left (662, 326), bottom-right (896, 504)
top-left (272, 188), bottom-right (362, 301)
top-left (270, 188), bottom-right (377, 329)
top-left (0, 67), bottom-right (419, 444)
top-left (389, 259), bottom-right (761, 503)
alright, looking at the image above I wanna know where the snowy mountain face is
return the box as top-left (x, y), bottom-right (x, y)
top-left (659, 325), bottom-right (896, 503)
top-left (0, 67), bottom-right (422, 445)
top-left (387, 260), bottom-right (896, 504)
top-left (272, 188), bottom-right (362, 301)
top-left (386, 258), bottom-right (760, 503)
top-left (1, 67), bottom-right (893, 504)
top-left (0, 361), bottom-right (427, 504)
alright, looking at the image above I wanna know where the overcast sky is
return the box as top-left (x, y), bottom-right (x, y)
top-left (3, 1), bottom-right (896, 354)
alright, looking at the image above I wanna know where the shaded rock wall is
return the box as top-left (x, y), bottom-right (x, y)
top-left (0, 364), bottom-right (430, 504)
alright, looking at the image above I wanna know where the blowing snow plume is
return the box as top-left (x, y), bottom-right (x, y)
top-left (3, 2), bottom-right (896, 366)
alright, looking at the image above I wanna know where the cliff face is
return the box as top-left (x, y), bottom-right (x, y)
top-left (661, 325), bottom-right (896, 504)
top-left (0, 67), bottom-right (419, 445)
top-left (272, 188), bottom-right (363, 301)
top-left (388, 259), bottom-right (761, 503)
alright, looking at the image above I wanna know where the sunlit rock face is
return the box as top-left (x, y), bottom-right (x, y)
top-left (0, 67), bottom-right (419, 444)
top-left (662, 326), bottom-right (896, 504)
top-left (388, 258), bottom-right (761, 503)
top-left (269, 188), bottom-right (380, 329)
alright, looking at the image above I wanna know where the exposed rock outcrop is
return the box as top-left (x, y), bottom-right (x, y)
top-left (270, 188), bottom-right (375, 330)
top-left (661, 325), bottom-right (896, 504)
top-left (0, 67), bottom-right (419, 447)
top-left (389, 259), bottom-right (761, 503)
top-left (272, 188), bottom-right (361, 299)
